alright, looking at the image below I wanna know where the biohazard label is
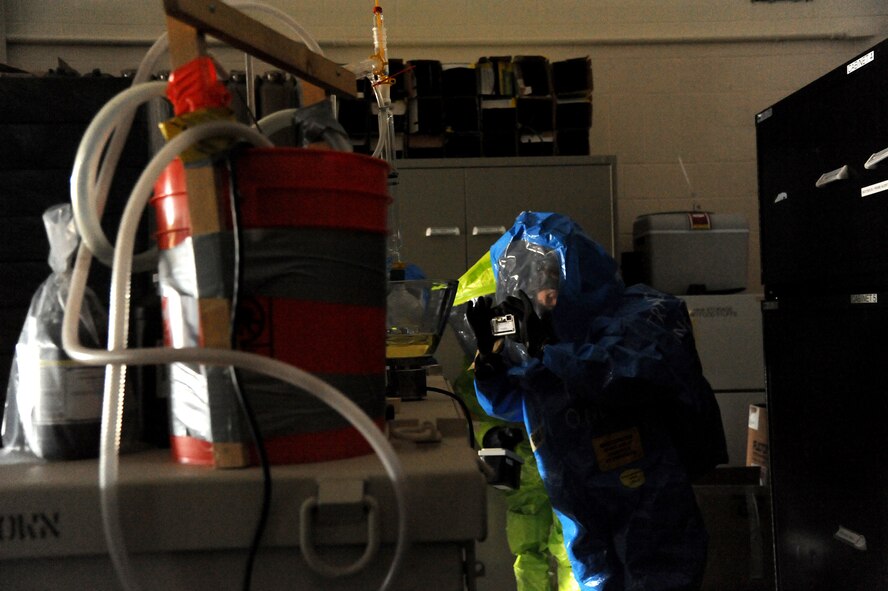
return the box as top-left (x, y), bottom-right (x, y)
top-left (592, 427), bottom-right (644, 471)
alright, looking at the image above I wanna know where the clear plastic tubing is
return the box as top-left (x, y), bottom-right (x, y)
top-left (72, 0), bottom-right (325, 273)
top-left (70, 81), bottom-right (167, 272)
top-left (65, 120), bottom-right (409, 591)
top-left (67, 4), bottom-right (408, 588)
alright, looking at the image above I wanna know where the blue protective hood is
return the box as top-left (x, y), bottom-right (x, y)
top-left (489, 211), bottom-right (624, 342)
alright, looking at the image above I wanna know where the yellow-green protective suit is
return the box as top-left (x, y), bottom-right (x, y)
top-left (452, 363), bottom-right (579, 591)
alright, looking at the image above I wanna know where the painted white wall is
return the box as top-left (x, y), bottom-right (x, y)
top-left (4, 1), bottom-right (886, 47)
top-left (3, 0), bottom-right (888, 290)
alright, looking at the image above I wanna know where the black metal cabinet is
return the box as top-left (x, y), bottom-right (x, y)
top-left (762, 296), bottom-right (888, 590)
top-left (757, 37), bottom-right (888, 591)
top-left (756, 40), bottom-right (888, 294)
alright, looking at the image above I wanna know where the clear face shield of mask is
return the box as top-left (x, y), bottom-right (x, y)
top-left (495, 243), bottom-right (562, 317)
top-left (487, 243), bottom-right (561, 363)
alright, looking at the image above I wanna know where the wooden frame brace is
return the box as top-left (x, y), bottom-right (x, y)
top-left (163, 0), bottom-right (357, 97)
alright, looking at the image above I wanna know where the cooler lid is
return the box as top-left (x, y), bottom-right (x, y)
top-left (633, 212), bottom-right (749, 236)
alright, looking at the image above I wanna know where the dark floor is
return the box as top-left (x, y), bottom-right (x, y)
top-left (697, 487), bottom-right (774, 591)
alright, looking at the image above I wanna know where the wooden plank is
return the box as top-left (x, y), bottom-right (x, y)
top-left (199, 298), bottom-right (233, 349)
top-left (164, 15), bottom-right (249, 469)
top-left (165, 13), bottom-right (208, 67)
top-left (165, 19), bottom-right (226, 260)
top-left (301, 82), bottom-right (327, 107)
top-left (163, 0), bottom-right (356, 98)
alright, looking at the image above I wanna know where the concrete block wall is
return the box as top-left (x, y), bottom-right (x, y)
top-left (588, 40), bottom-right (874, 292)
top-left (3, 1), bottom-right (887, 291)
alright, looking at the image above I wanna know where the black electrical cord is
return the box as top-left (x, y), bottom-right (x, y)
top-left (228, 75), bottom-right (264, 134)
top-left (226, 153), bottom-right (272, 591)
top-left (424, 385), bottom-right (477, 449)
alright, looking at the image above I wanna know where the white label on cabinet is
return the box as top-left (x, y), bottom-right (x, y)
top-left (847, 50), bottom-right (875, 75)
top-left (861, 179), bottom-right (888, 198)
top-left (850, 293), bottom-right (878, 304)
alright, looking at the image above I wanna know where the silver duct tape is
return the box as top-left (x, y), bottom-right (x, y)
top-left (159, 225), bottom-right (385, 447)
top-left (168, 362), bottom-right (245, 444)
top-left (157, 238), bottom-right (199, 297)
top-left (157, 234), bottom-right (236, 351)
top-left (160, 238), bottom-right (241, 445)
top-left (240, 227), bottom-right (386, 307)
top-left (206, 366), bottom-right (246, 443)
top-left (159, 287), bottom-right (200, 349)
top-left (235, 369), bottom-right (385, 438)
top-left (158, 234), bottom-right (235, 300)
top-left (160, 228), bottom-right (384, 304)
top-left (159, 241), bottom-right (210, 441)
top-left (167, 362), bottom-right (212, 441)
top-left (192, 232), bottom-right (235, 299)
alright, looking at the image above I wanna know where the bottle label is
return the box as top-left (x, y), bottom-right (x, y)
top-left (20, 351), bottom-right (104, 424)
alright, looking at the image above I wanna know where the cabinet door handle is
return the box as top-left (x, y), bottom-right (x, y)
top-left (815, 165), bottom-right (849, 188)
top-left (471, 225), bottom-right (507, 236)
top-left (425, 226), bottom-right (461, 237)
top-left (865, 147), bottom-right (888, 170)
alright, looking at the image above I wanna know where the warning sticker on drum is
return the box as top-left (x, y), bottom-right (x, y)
top-left (592, 427), bottom-right (644, 471)
top-left (861, 180), bottom-right (888, 198)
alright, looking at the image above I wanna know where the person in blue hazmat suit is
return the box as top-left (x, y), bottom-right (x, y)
top-left (464, 211), bottom-right (728, 590)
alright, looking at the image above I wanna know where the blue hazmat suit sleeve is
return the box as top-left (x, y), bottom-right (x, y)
top-left (540, 339), bottom-right (673, 411)
top-left (542, 291), bottom-right (728, 480)
top-left (473, 355), bottom-right (557, 425)
top-left (546, 289), bottom-right (700, 404)
top-left (472, 359), bottom-right (526, 424)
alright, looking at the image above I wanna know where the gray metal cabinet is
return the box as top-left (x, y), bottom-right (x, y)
top-left (391, 156), bottom-right (617, 381)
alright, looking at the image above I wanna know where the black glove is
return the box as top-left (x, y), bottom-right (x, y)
top-left (466, 296), bottom-right (496, 356)
top-left (498, 290), bottom-right (556, 357)
top-left (482, 426), bottom-right (525, 451)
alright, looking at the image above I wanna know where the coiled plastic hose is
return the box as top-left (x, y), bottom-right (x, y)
top-left (70, 0), bottom-right (324, 273)
top-left (66, 105), bottom-right (409, 591)
top-left (65, 5), bottom-right (409, 589)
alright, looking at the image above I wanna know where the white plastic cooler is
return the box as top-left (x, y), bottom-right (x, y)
top-left (633, 212), bottom-right (749, 295)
